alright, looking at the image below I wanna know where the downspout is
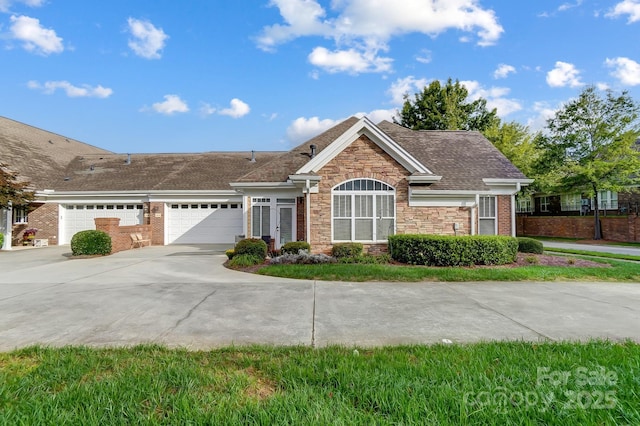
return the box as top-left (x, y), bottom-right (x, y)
top-left (2, 202), bottom-right (11, 250)
top-left (305, 180), bottom-right (311, 244)
top-left (512, 183), bottom-right (520, 237)
top-left (472, 194), bottom-right (480, 235)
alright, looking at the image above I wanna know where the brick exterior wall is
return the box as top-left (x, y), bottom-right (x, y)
top-left (12, 202), bottom-right (59, 246)
top-left (296, 196), bottom-right (306, 242)
top-left (309, 135), bottom-right (474, 254)
top-left (497, 195), bottom-right (512, 236)
top-left (149, 202), bottom-right (164, 245)
top-left (517, 215), bottom-right (640, 242)
top-left (95, 217), bottom-right (152, 254)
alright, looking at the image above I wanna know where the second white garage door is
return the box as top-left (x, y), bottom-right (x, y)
top-left (166, 203), bottom-right (243, 244)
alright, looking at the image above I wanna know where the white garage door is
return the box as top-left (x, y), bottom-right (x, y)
top-left (167, 202), bottom-right (243, 244)
top-left (62, 204), bottom-right (144, 244)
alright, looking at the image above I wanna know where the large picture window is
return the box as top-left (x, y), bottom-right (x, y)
top-left (332, 179), bottom-right (395, 242)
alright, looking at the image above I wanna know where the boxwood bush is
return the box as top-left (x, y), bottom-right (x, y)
top-left (517, 237), bottom-right (544, 254)
top-left (71, 230), bottom-right (112, 256)
top-left (331, 242), bottom-right (363, 258)
top-left (0, 233), bottom-right (3, 248)
top-left (234, 238), bottom-right (267, 260)
top-left (281, 241), bottom-right (311, 255)
top-left (388, 234), bottom-right (518, 266)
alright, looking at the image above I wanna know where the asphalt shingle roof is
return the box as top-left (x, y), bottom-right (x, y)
top-left (0, 116), bottom-right (111, 189)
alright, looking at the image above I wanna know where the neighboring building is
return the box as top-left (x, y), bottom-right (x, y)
top-left (516, 191), bottom-right (623, 216)
top-left (1, 116), bottom-right (531, 253)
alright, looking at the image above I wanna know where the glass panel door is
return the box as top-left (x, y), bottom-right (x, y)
top-left (277, 206), bottom-right (294, 248)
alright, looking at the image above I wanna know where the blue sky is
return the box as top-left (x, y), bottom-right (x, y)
top-left (1, 0), bottom-right (639, 153)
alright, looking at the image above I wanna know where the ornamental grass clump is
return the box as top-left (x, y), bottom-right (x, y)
top-left (70, 230), bottom-right (112, 256)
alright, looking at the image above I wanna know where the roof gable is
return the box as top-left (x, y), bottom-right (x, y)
top-left (295, 116), bottom-right (431, 176)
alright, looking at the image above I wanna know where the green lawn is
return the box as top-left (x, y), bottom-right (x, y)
top-left (1, 342), bottom-right (638, 425)
top-left (257, 258), bottom-right (640, 282)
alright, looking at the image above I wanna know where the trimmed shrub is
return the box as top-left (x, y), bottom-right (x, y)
top-left (225, 249), bottom-right (235, 260)
top-left (281, 241), bottom-right (311, 255)
top-left (229, 254), bottom-right (263, 268)
top-left (388, 234), bottom-right (518, 266)
top-left (517, 237), bottom-right (544, 254)
top-left (331, 242), bottom-right (363, 258)
top-left (71, 230), bottom-right (112, 256)
top-left (234, 238), bottom-right (267, 260)
top-left (0, 233), bottom-right (3, 248)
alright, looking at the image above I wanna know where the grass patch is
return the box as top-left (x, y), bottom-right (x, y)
top-left (0, 342), bottom-right (638, 424)
top-left (258, 258), bottom-right (640, 282)
top-left (544, 247), bottom-right (640, 262)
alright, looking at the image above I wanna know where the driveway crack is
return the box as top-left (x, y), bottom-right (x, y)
top-left (159, 289), bottom-right (218, 339)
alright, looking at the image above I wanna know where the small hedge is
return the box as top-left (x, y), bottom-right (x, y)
top-left (234, 238), bottom-right (267, 260)
top-left (331, 243), bottom-right (363, 258)
top-left (281, 241), bottom-right (311, 255)
top-left (388, 234), bottom-right (518, 266)
top-left (0, 233), bottom-right (3, 248)
top-left (517, 237), bottom-right (544, 254)
top-left (71, 230), bottom-right (112, 256)
top-left (229, 254), bottom-right (263, 267)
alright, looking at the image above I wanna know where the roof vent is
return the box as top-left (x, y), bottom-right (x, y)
top-left (310, 144), bottom-right (317, 159)
top-left (64, 177), bottom-right (70, 181)
top-left (48, 140), bottom-right (54, 144)
top-left (90, 164), bottom-right (95, 171)
top-left (125, 153), bottom-right (131, 165)
top-left (250, 150), bottom-right (256, 163)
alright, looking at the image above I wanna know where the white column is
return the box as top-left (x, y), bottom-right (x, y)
top-left (511, 194), bottom-right (516, 237)
top-left (2, 202), bottom-right (12, 250)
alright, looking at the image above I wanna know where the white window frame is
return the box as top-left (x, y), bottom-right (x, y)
top-left (478, 196), bottom-right (497, 235)
top-left (251, 198), bottom-right (271, 238)
top-left (594, 191), bottom-right (618, 210)
top-left (538, 196), bottom-right (550, 213)
top-left (561, 193), bottom-right (581, 212)
top-left (516, 196), bottom-right (532, 213)
top-left (331, 179), bottom-right (396, 243)
top-left (13, 206), bottom-right (28, 224)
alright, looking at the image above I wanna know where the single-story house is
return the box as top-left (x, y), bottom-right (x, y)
top-left (1, 115), bottom-right (531, 253)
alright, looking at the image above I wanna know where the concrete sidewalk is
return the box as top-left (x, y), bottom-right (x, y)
top-left (1, 245), bottom-right (639, 350)
top-left (542, 241), bottom-right (640, 256)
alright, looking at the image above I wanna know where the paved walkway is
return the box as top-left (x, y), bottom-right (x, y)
top-left (0, 245), bottom-right (639, 351)
top-left (542, 241), bottom-right (640, 256)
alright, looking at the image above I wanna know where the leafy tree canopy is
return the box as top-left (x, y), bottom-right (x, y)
top-left (395, 78), bottom-right (499, 132)
top-left (0, 163), bottom-right (34, 210)
top-left (483, 120), bottom-right (540, 182)
top-left (534, 85), bottom-right (640, 238)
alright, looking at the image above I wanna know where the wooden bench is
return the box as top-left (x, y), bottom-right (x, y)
top-left (130, 233), bottom-right (151, 248)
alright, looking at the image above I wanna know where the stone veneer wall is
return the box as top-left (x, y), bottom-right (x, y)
top-left (309, 135), bottom-right (473, 254)
top-left (12, 202), bottom-right (59, 246)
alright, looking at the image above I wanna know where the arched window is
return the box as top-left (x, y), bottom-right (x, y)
top-left (332, 178), bottom-right (395, 242)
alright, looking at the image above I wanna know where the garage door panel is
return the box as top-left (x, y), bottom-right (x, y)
top-left (62, 204), bottom-right (144, 244)
top-left (167, 204), bottom-right (242, 244)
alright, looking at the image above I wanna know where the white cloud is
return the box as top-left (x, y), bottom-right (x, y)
top-left (0, 0), bottom-right (44, 13)
top-left (308, 46), bottom-right (392, 74)
top-left (27, 80), bottom-right (113, 98)
top-left (546, 61), bottom-right (584, 88)
top-left (9, 15), bottom-right (63, 55)
top-left (415, 49), bottom-right (432, 64)
top-left (258, 0), bottom-right (503, 74)
top-left (286, 116), bottom-right (340, 145)
top-left (127, 17), bottom-right (168, 59)
top-left (526, 101), bottom-right (557, 132)
top-left (461, 80), bottom-right (522, 117)
top-left (606, 0), bottom-right (640, 23)
top-left (199, 102), bottom-right (216, 116)
top-left (387, 76), bottom-right (428, 105)
top-left (148, 94), bottom-right (189, 115)
top-left (558, 0), bottom-right (583, 12)
top-left (606, 57), bottom-right (640, 85)
top-left (493, 63), bottom-right (516, 79)
top-left (355, 109), bottom-right (396, 124)
top-left (219, 98), bottom-right (250, 118)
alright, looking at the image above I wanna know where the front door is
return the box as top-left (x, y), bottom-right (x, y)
top-left (276, 205), bottom-right (294, 249)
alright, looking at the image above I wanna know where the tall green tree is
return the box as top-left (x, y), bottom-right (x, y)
top-left (484, 120), bottom-right (540, 180)
top-left (535, 86), bottom-right (640, 239)
top-left (395, 78), bottom-right (498, 132)
top-left (0, 163), bottom-right (34, 210)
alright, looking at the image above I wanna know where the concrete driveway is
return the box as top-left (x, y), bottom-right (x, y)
top-left (1, 245), bottom-right (639, 351)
